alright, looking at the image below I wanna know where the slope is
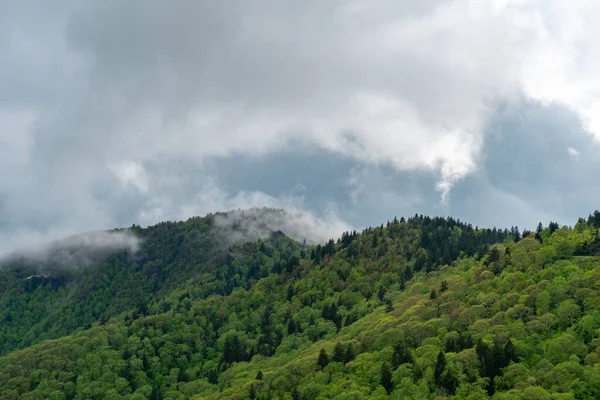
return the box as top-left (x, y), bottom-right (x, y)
top-left (1, 211), bottom-right (600, 399)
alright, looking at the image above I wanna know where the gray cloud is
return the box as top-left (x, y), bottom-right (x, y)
top-left (213, 208), bottom-right (351, 245)
top-left (1, 230), bottom-right (141, 271)
top-left (2, 0), bottom-right (600, 253)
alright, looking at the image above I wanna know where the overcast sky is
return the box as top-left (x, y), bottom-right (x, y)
top-left (3, 0), bottom-right (600, 250)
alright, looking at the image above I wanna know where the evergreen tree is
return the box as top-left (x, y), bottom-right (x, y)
top-left (380, 362), bottom-right (393, 394)
top-left (332, 342), bottom-right (345, 363)
top-left (378, 286), bottom-right (386, 302)
top-left (440, 368), bottom-right (459, 395)
top-left (344, 314), bottom-right (356, 327)
top-left (504, 339), bottom-right (517, 364)
top-left (287, 318), bottom-right (297, 335)
top-left (434, 351), bottom-right (447, 387)
top-left (344, 343), bottom-right (354, 364)
top-left (476, 339), bottom-right (492, 377)
top-left (249, 383), bottom-right (256, 400)
top-left (440, 280), bottom-right (449, 292)
top-left (392, 344), bottom-right (413, 369)
top-left (317, 349), bottom-right (329, 370)
top-left (535, 222), bottom-right (544, 242)
top-left (384, 298), bottom-right (394, 313)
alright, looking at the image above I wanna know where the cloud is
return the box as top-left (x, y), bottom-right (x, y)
top-left (448, 98), bottom-right (600, 229)
top-left (1, 229), bottom-right (141, 271)
top-left (213, 208), bottom-right (351, 245)
top-left (110, 161), bottom-right (149, 193)
top-left (2, 0), bottom-right (600, 251)
top-left (567, 147), bottom-right (580, 160)
top-left (139, 176), bottom-right (351, 243)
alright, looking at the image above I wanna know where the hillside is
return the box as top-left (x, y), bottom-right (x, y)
top-left (1, 209), bottom-right (600, 399)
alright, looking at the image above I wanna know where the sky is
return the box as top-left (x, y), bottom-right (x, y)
top-left (3, 0), bottom-right (600, 251)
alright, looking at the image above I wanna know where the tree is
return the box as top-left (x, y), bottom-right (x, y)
top-left (488, 247), bottom-right (501, 264)
top-left (536, 290), bottom-right (551, 315)
top-left (440, 280), bottom-right (449, 293)
top-left (332, 342), bottom-right (345, 363)
top-left (557, 299), bottom-right (581, 327)
top-left (317, 349), bottom-right (329, 370)
top-left (344, 343), bottom-right (354, 364)
top-left (378, 286), bottom-right (386, 302)
top-left (434, 351), bottom-right (447, 387)
top-left (392, 344), bottom-right (414, 369)
top-left (430, 289), bottom-right (437, 300)
top-left (291, 387), bottom-right (301, 400)
top-left (287, 318), bottom-right (297, 335)
top-left (249, 383), bottom-right (256, 400)
top-left (504, 339), bottom-right (517, 364)
top-left (476, 339), bottom-right (492, 378)
top-left (256, 370), bottom-right (263, 380)
top-left (535, 222), bottom-right (544, 242)
top-left (384, 298), bottom-right (394, 313)
top-left (440, 368), bottom-right (459, 395)
top-left (380, 362), bottom-right (393, 394)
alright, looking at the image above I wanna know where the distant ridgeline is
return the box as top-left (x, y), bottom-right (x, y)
top-left (1, 208), bottom-right (600, 399)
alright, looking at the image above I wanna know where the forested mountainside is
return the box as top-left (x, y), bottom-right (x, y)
top-left (2, 209), bottom-right (600, 399)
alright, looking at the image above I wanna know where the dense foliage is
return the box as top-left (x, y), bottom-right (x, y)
top-left (2, 208), bottom-right (600, 399)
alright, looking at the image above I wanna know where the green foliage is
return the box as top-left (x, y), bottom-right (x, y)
top-left (2, 209), bottom-right (600, 398)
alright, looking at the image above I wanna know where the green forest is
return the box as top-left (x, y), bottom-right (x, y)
top-left (2, 208), bottom-right (600, 399)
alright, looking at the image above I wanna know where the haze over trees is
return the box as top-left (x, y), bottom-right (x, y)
top-left (1, 208), bottom-right (600, 398)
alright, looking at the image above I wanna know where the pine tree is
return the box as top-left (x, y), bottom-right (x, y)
top-left (476, 339), bottom-right (492, 378)
top-left (249, 383), bottom-right (256, 400)
top-left (535, 222), bottom-right (544, 242)
top-left (434, 351), bottom-right (447, 386)
top-left (384, 298), bottom-right (394, 313)
top-left (380, 362), bottom-right (393, 394)
top-left (392, 344), bottom-right (413, 369)
top-left (317, 348), bottom-right (329, 370)
top-left (504, 339), bottom-right (517, 364)
top-left (344, 343), bottom-right (354, 364)
top-left (430, 289), bottom-right (437, 300)
top-left (440, 280), bottom-right (449, 292)
top-left (287, 318), bottom-right (297, 335)
top-left (441, 368), bottom-right (459, 395)
top-left (333, 342), bottom-right (345, 363)
top-left (378, 286), bottom-right (386, 301)
top-left (256, 370), bottom-right (263, 380)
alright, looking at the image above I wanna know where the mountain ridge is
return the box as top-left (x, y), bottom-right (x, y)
top-left (1, 208), bottom-right (600, 399)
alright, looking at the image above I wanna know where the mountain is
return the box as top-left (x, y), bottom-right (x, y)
top-left (1, 208), bottom-right (600, 399)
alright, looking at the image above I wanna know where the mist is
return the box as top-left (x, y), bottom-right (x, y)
top-left (212, 207), bottom-right (351, 245)
top-left (0, 229), bottom-right (141, 272)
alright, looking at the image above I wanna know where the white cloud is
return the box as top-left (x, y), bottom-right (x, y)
top-left (510, 1), bottom-right (600, 139)
top-left (0, 229), bottom-right (141, 270)
top-left (110, 160), bottom-right (149, 193)
top-left (2, 0), bottom-right (600, 249)
top-left (567, 147), bottom-right (580, 160)
top-left (138, 176), bottom-right (351, 242)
